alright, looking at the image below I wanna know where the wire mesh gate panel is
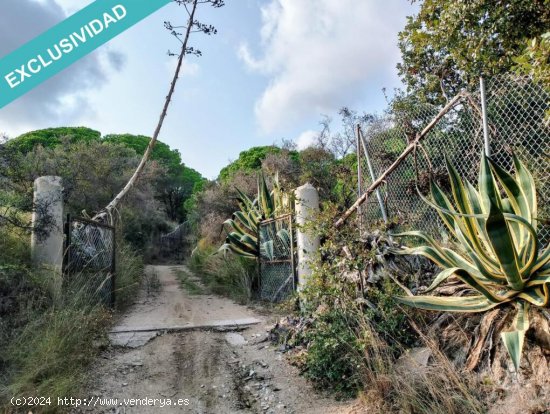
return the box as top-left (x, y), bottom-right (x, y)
top-left (258, 214), bottom-right (295, 302)
top-left (160, 221), bottom-right (190, 260)
top-left (63, 215), bottom-right (116, 307)
top-left (356, 75), bottom-right (549, 244)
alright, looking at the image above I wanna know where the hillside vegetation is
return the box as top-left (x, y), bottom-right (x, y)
top-left (0, 127), bottom-right (202, 409)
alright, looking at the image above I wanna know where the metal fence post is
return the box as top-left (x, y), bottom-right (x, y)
top-left (62, 213), bottom-right (71, 278)
top-left (480, 76), bottom-right (491, 156)
top-left (358, 126), bottom-right (392, 241)
top-left (289, 215), bottom-right (296, 291)
top-left (355, 125), bottom-right (363, 230)
top-left (256, 220), bottom-right (261, 295)
top-left (111, 225), bottom-right (116, 309)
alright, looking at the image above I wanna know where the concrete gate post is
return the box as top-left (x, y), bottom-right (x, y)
top-left (294, 183), bottom-right (320, 293)
top-left (31, 176), bottom-right (64, 294)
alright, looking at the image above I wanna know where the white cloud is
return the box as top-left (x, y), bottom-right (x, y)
top-left (165, 58), bottom-right (200, 78)
top-left (295, 129), bottom-right (318, 150)
top-left (34, 0), bottom-right (93, 15)
top-left (0, 0), bottom-right (124, 136)
top-left (239, 0), bottom-right (412, 134)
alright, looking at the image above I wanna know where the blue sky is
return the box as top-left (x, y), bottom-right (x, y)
top-left (0, 0), bottom-right (417, 178)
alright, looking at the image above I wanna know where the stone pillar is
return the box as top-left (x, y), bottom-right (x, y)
top-left (31, 176), bottom-right (64, 293)
top-left (294, 183), bottom-right (320, 293)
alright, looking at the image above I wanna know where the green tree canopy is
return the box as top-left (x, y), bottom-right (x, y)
top-left (398, 0), bottom-right (550, 103)
top-left (102, 134), bottom-right (183, 175)
top-left (8, 128), bottom-right (204, 223)
top-left (158, 163), bottom-right (205, 222)
top-left (8, 127), bottom-right (101, 153)
top-left (102, 134), bottom-right (205, 222)
top-left (514, 32), bottom-right (550, 85)
top-left (218, 146), bottom-right (282, 181)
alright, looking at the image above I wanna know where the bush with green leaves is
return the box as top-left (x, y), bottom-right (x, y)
top-left (395, 153), bottom-right (549, 370)
top-left (363, 278), bottom-right (417, 351)
top-left (289, 219), bottom-right (419, 397)
top-left (218, 146), bottom-right (282, 181)
top-left (300, 307), bottom-right (365, 398)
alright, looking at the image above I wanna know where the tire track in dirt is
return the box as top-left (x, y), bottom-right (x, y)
top-left (74, 266), bottom-right (351, 414)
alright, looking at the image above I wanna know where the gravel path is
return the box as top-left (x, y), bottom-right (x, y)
top-left (75, 265), bottom-right (352, 414)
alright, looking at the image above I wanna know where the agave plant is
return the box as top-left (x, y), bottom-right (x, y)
top-left (395, 153), bottom-right (549, 371)
top-left (219, 173), bottom-right (291, 259)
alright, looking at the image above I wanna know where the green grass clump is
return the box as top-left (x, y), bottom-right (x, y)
top-left (0, 226), bottom-right (30, 266)
top-left (0, 235), bottom-right (144, 413)
top-left (3, 304), bottom-right (110, 407)
top-left (188, 240), bottom-right (255, 304)
top-left (175, 269), bottom-right (205, 295)
top-left (0, 268), bottom-right (112, 413)
top-left (114, 242), bottom-right (144, 309)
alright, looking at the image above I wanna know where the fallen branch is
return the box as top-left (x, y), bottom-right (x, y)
top-left (334, 92), bottom-right (466, 228)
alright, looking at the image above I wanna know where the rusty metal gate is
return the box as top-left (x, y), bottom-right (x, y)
top-left (258, 214), bottom-right (295, 302)
top-left (63, 215), bottom-right (116, 307)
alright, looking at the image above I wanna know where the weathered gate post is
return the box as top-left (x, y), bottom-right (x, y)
top-left (294, 183), bottom-right (320, 293)
top-left (31, 176), bottom-right (64, 295)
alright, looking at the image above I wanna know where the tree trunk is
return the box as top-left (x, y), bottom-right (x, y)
top-left (94, 0), bottom-right (198, 224)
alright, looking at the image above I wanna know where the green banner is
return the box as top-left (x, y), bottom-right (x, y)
top-left (0, 0), bottom-right (172, 109)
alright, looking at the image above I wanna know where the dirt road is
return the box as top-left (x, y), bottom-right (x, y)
top-left (75, 266), bottom-right (350, 414)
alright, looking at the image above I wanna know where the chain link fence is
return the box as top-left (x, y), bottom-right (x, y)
top-left (357, 75), bottom-right (549, 244)
top-left (63, 215), bottom-right (116, 307)
top-left (258, 214), bottom-right (295, 302)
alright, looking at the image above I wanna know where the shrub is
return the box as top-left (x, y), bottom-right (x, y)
top-left (296, 256), bottom-right (416, 397)
top-left (363, 278), bottom-right (417, 351)
top-left (279, 199), bottom-right (486, 412)
top-left (0, 226), bottom-right (30, 266)
top-left (0, 235), bottom-right (143, 412)
top-left (189, 240), bottom-right (255, 304)
top-left (290, 279), bottom-right (486, 412)
top-left (300, 307), bottom-right (365, 397)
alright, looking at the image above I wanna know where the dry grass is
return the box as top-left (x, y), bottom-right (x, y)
top-left (0, 238), bottom-right (144, 413)
top-left (0, 272), bottom-right (112, 413)
top-left (352, 310), bottom-right (486, 414)
top-left (281, 293), bottom-right (487, 413)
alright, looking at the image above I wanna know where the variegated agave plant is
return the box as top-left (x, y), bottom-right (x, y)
top-left (395, 153), bottom-right (549, 371)
top-left (219, 173), bottom-right (291, 259)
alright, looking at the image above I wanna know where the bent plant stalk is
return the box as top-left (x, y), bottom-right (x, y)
top-left (94, 0), bottom-right (199, 224)
top-left (394, 153), bottom-right (550, 371)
